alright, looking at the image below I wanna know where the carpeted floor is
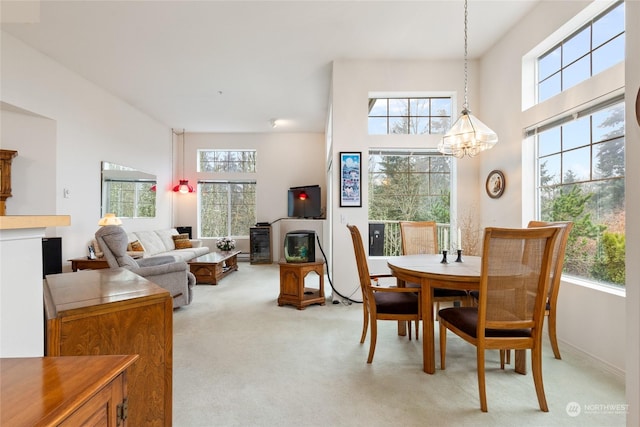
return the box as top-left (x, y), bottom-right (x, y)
top-left (173, 262), bottom-right (626, 426)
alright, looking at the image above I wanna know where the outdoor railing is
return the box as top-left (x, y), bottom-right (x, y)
top-left (368, 220), bottom-right (450, 257)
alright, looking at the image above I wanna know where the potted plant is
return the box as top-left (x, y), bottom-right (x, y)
top-left (216, 237), bottom-right (236, 252)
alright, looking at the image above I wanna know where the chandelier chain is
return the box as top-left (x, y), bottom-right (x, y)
top-left (463, 0), bottom-right (469, 111)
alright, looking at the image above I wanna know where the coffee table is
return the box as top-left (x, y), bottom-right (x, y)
top-left (188, 250), bottom-right (241, 285)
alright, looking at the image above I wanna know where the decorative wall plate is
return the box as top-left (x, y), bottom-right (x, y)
top-left (486, 170), bottom-right (505, 199)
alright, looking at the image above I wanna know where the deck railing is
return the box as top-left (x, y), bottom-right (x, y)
top-left (367, 221), bottom-right (450, 256)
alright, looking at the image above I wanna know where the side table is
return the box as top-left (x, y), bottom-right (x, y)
top-left (278, 260), bottom-right (325, 310)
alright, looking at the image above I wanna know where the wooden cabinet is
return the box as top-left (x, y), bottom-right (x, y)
top-left (1, 355), bottom-right (138, 426)
top-left (250, 226), bottom-right (272, 264)
top-left (44, 268), bottom-right (173, 427)
top-left (0, 149), bottom-right (17, 215)
top-left (278, 260), bottom-right (326, 309)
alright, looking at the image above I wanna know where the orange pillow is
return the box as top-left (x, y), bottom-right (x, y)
top-left (128, 240), bottom-right (145, 252)
top-left (172, 234), bottom-right (192, 249)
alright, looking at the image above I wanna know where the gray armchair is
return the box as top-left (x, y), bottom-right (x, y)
top-left (95, 225), bottom-right (195, 308)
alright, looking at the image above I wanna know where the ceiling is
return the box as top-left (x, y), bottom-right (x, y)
top-left (1, 0), bottom-right (539, 133)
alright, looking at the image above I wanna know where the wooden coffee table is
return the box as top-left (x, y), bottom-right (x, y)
top-left (188, 251), bottom-right (241, 285)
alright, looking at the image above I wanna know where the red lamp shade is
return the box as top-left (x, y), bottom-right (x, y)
top-left (173, 179), bottom-right (195, 193)
top-left (298, 191), bottom-right (308, 200)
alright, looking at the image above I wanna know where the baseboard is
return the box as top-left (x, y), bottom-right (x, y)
top-left (552, 334), bottom-right (625, 380)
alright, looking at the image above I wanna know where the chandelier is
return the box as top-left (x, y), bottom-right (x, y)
top-left (438, 0), bottom-right (498, 158)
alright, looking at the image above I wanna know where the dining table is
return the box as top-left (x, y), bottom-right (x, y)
top-left (387, 254), bottom-right (527, 375)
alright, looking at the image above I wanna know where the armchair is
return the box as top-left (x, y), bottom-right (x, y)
top-left (95, 225), bottom-right (195, 308)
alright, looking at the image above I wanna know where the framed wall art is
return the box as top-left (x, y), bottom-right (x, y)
top-left (339, 152), bottom-right (361, 207)
top-left (485, 170), bottom-right (505, 199)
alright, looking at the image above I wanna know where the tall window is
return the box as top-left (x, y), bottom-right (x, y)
top-left (198, 149), bottom-right (257, 239)
top-left (532, 98), bottom-right (625, 286)
top-left (537, 1), bottom-right (624, 103)
top-left (368, 150), bottom-right (451, 255)
top-left (368, 97), bottom-right (452, 135)
top-left (199, 181), bottom-right (257, 239)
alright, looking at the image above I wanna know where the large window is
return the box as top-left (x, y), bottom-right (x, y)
top-left (198, 149), bottom-right (257, 239)
top-left (199, 181), bottom-right (257, 239)
top-left (537, 1), bottom-right (624, 103)
top-left (368, 150), bottom-right (451, 256)
top-left (368, 97), bottom-right (452, 135)
top-left (532, 99), bottom-right (625, 286)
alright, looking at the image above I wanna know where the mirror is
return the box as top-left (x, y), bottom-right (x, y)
top-left (101, 161), bottom-right (156, 218)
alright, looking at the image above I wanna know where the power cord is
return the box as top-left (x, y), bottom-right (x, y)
top-left (315, 233), bottom-right (362, 305)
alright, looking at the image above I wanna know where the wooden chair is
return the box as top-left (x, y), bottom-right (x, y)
top-left (347, 224), bottom-right (421, 363)
top-left (399, 221), bottom-right (470, 332)
top-left (527, 221), bottom-right (574, 359)
top-left (472, 221), bottom-right (574, 363)
top-left (438, 227), bottom-right (560, 412)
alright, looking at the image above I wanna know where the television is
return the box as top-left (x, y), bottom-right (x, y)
top-left (287, 185), bottom-right (322, 218)
top-left (284, 230), bottom-right (316, 263)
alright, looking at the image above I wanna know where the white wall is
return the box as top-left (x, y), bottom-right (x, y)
top-left (1, 31), bottom-right (173, 265)
top-left (329, 59), bottom-right (481, 300)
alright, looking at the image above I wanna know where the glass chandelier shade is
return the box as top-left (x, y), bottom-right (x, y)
top-left (438, 108), bottom-right (498, 158)
top-left (439, 0), bottom-right (497, 158)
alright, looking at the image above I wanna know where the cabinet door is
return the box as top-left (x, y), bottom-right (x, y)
top-left (59, 374), bottom-right (124, 427)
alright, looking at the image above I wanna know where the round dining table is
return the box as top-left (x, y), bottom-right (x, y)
top-left (387, 254), bottom-right (527, 375)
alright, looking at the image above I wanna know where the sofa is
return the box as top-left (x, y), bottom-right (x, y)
top-left (93, 228), bottom-right (210, 262)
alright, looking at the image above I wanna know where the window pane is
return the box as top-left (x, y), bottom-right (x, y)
top-left (593, 2), bottom-right (624, 48)
top-left (410, 99), bottom-right (429, 116)
top-left (592, 35), bottom-right (624, 75)
top-left (538, 46), bottom-right (560, 82)
top-left (430, 117), bottom-right (451, 134)
top-left (388, 99), bottom-right (407, 115)
top-left (539, 154), bottom-right (561, 186)
top-left (592, 104), bottom-right (625, 142)
top-left (562, 146), bottom-right (590, 182)
top-left (389, 116), bottom-right (408, 134)
top-left (594, 137), bottom-right (625, 179)
top-left (369, 99), bottom-right (387, 116)
top-left (562, 27), bottom-right (590, 66)
top-left (562, 116), bottom-right (590, 150)
top-left (368, 117), bottom-right (387, 134)
top-left (410, 117), bottom-right (429, 134)
top-left (562, 56), bottom-right (590, 91)
top-left (538, 127), bottom-right (561, 157)
top-left (431, 98), bottom-right (451, 116)
top-left (538, 73), bottom-right (560, 102)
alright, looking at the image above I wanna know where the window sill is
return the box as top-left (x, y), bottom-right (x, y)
top-left (562, 274), bottom-right (626, 298)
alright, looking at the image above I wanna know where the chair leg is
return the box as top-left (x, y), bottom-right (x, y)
top-left (439, 320), bottom-right (446, 370)
top-left (360, 307), bottom-right (369, 344)
top-left (415, 318), bottom-right (419, 340)
top-left (499, 350), bottom-right (505, 370)
top-left (367, 319), bottom-right (378, 363)
top-left (477, 347), bottom-right (488, 412)
top-left (532, 345), bottom-right (549, 411)
top-left (408, 321), bottom-right (412, 340)
top-left (548, 311), bottom-right (562, 359)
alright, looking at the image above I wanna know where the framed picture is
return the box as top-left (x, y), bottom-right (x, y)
top-left (486, 170), bottom-right (505, 199)
top-left (340, 152), bottom-right (361, 207)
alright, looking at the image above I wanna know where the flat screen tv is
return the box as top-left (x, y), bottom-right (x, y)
top-left (287, 185), bottom-right (322, 218)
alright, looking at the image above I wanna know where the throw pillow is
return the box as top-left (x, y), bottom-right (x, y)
top-left (172, 234), bottom-right (192, 249)
top-left (128, 240), bottom-right (145, 252)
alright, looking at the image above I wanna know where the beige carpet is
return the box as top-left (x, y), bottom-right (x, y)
top-left (173, 262), bottom-right (625, 426)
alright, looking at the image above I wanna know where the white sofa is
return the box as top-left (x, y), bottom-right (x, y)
top-left (94, 228), bottom-right (209, 262)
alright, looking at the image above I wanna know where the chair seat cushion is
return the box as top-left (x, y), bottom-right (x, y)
top-left (374, 291), bottom-right (419, 315)
top-left (407, 282), bottom-right (468, 298)
top-left (438, 307), bottom-right (532, 338)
